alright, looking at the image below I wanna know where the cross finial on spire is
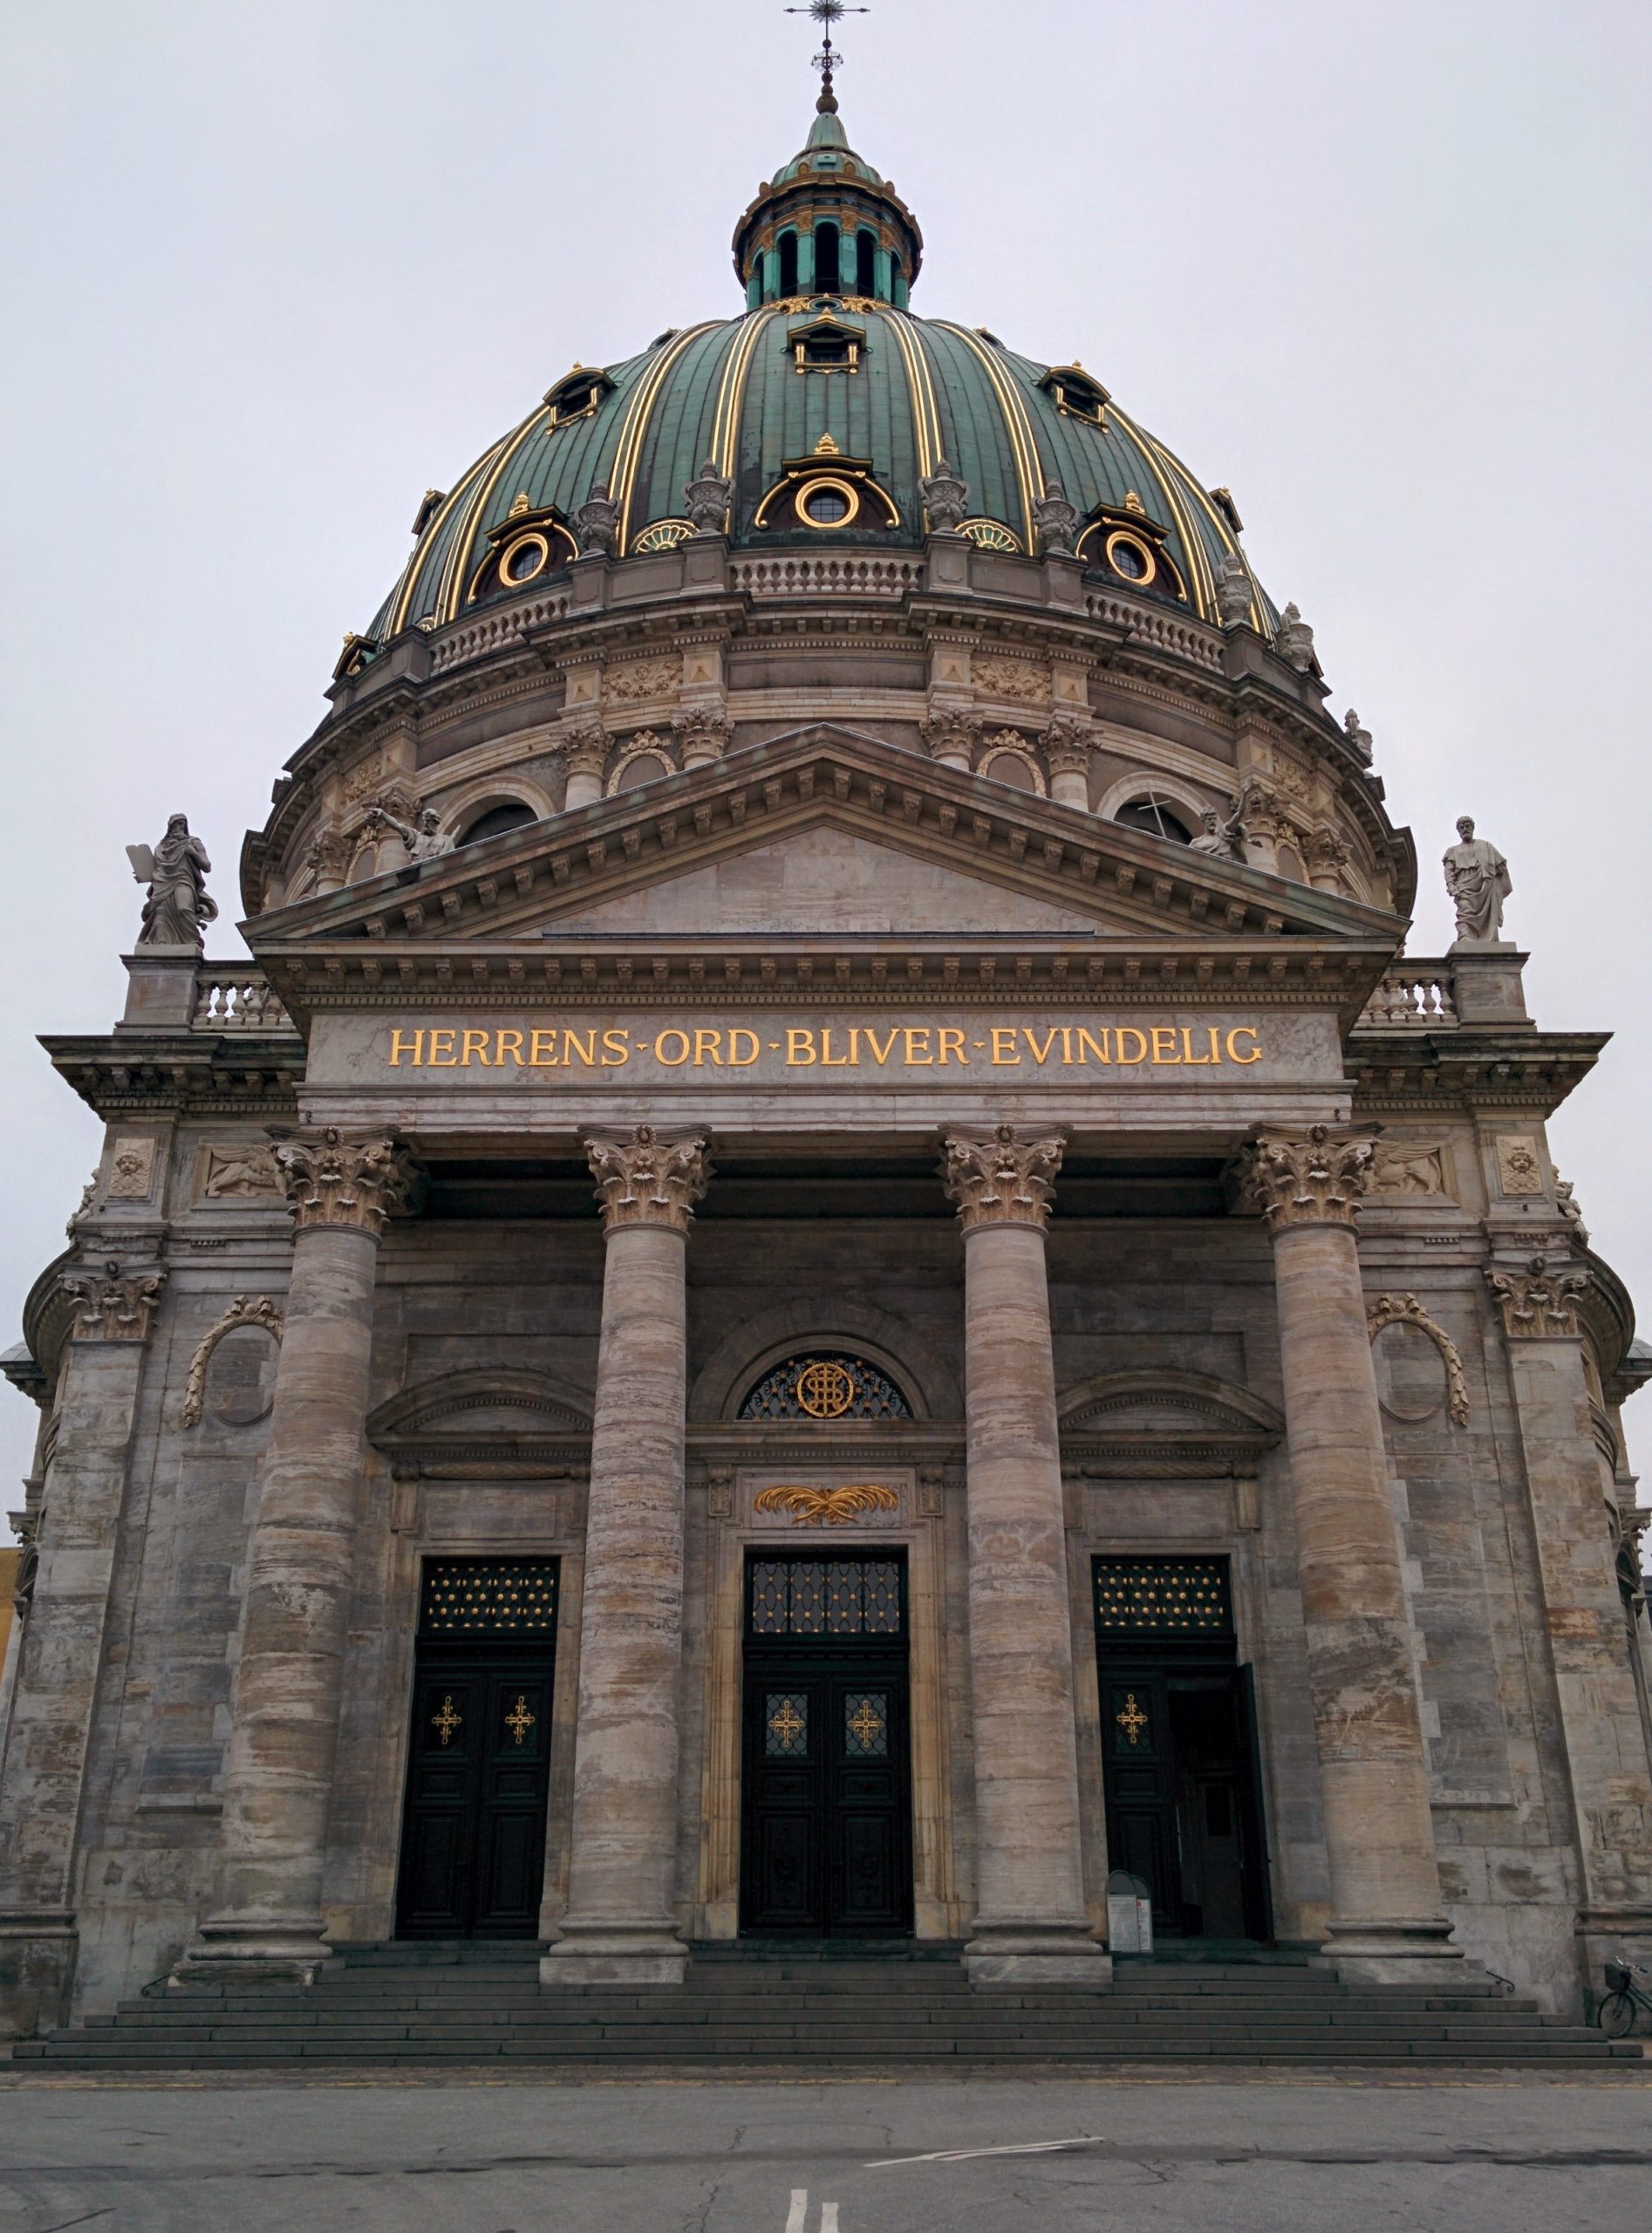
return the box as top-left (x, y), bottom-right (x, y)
top-left (786, 0), bottom-right (868, 113)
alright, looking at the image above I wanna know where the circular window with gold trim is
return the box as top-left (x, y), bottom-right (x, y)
top-left (500, 530), bottom-right (550, 585)
top-left (1104, 529), bottom-right (1157, 586)
top-left (797, 476), bottom-right (860, 530)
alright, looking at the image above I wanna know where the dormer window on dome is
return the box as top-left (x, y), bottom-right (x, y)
top-left (543, 365), bottom-right (615, 428)
top-left (467, 496), bottom-right (577, 602)
top-left (753, 434), bottom-right (901, 536)
top-left (788, 311), bottom-right (865, 375)
top-left (1040, 365), bottom-right (1110, 428)
top-left (1075, 500), bottom-right (1186, 601)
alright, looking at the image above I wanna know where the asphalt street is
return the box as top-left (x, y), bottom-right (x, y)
top-left (2, 2072), bottom-right (1650, 2233)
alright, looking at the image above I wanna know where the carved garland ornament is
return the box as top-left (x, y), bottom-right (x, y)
top-left (1366, 1293), bottom-right (1470, 1428)
top-left (1485, 1258), bottom-right (1591, 1341)
top-left (752, 1484), bottom-right (901, 1526)
top-left (271, 1128), bottom-right (421, 1235)
top-left (64, 1263), bottom-right (167, 1342)
top-left (181, 1294), bottom-right (284, 1428)
top-left (585, 1124), bottom-right (710, 1234)
top-left (942, 1125), bottom-right (1065, 1232)
top-left (1239, 1125), bottom-right (1378, 1233)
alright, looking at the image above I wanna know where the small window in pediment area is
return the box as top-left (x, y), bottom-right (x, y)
top-left (1040, 364), bottom-right (1110, 426)
top-left (789, 311), bottom-right (865, 376)
top-left (543, 365), bottom-right (616, 427)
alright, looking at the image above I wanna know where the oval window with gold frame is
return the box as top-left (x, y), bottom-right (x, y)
top-left (1105, 529), bottom-right (1157, 587)
top-left (797, 476), bottom-right (861, 531)
top-left (500, 530), bottom-right (551, 585)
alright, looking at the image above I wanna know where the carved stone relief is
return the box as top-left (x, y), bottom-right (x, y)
top-left (973, 654), bottom-right (1051, 705)
top-left (1367, 1294), bottom-right (1470, 1427)
top-left (199, 1143), bottom-right (283, 1199)
top-left (106, 1138), bottom-right (156, 1199)
top-left (1372, 1142), bottom-right (1451, 1198)
top-left (1494, 1135), bottom-right (1545, 1198)
top-left (604, 654), bottom-right (680, 704)
top-left (182, 1295), bottom-right (284, 1428)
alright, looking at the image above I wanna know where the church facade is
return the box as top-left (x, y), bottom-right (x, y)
top-left (3, 85), bottom-right (1649, 2038)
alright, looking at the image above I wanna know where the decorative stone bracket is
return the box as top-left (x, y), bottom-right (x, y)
top-left (586, 1124), bottom-right (711, 1234)
top-left (941, 1125), bottom-right (1065, 1231)
top-left (181, 1295), bottom-right (284, 1428)
top-left (1486, 1258), bottom-right (1591, 1341)
top-left (1366, 1293), bottom-right (1470, 1427)
top-left (63, 1262), bottom-right (166, 1342)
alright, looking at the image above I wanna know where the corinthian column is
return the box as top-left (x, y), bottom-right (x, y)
top-left (0, 1265), bottom-right (164, 2037)
top-left (943, 1126), bottom-right (1106, 1987)
top-left (1239, 1125), bottom-right (1463, 1983)
top-left (179, 1129), bottom-right (418, 1983)
top-left (546, 1124), bottom-right (709, 1986)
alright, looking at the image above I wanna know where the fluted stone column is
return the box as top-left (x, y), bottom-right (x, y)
top-left (1486, 1259), bottom-right (1652, 1978)
top-left (0, 1265), bottom-right (165, 2036)
top-left (546, 1124), bottom-right (709, 1986)
top-left (178, 1129), bottom-right (417, 1983)
top-left (1240, 1126), bottom-right (1464, 1984)
top-left (943, 1126), bottom-right (1107, 1988)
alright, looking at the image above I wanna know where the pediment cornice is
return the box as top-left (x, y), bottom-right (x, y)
top-left (248, 725), bottom-right (1403, 987)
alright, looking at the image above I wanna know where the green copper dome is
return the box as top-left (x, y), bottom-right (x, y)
top-left (364, 105), bottom-right (1275, 652)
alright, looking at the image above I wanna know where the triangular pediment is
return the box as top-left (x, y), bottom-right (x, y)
top-left (250, 725), bottom-right (1403, 960)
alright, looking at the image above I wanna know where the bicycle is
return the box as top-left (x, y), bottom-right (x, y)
top-left (1596, 1953), bottom-right (1652, 2036)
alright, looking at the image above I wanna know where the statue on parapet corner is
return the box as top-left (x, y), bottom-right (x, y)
top-left (1189, 782), bottom-right (1255, 864)
top-left (1032, 479), bottom-right (1080, 556)
top-left (570, 481), bottom-right (621, 557)
top-left (1443, 815), bottom-right (1512, 947)
top-left (364, 802), bottom-right (456, 864)
top-left (1214, 552), bottom-right (1253, 629)
top-left (129, 813), bottom-right (218, 951)
top-left (918, 458), bottom-right (970, 533)
top-left (683, 460), bottom-right (734, 536)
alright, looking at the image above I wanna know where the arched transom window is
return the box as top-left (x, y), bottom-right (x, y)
top-left (739, 1353), bottom-right (912, 1422)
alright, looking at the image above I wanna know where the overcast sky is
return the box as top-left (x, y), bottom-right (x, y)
top-left (2, 0), bottom-right (1649, 1522)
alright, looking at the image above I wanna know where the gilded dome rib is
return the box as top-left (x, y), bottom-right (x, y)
top-left (881, 310), bottom-right (940, 480)
top-left (928, 322), bottom-right (1040, 547)
top-left (612, 323), bottom-right (726, 555)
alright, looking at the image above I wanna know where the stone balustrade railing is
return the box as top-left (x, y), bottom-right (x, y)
top-left (1357, 963), bottom-right (1457, 1028)
top-left (192, 969), bottom-right (294, 1032)
top-left (731, 552), bottom-right (925, 600)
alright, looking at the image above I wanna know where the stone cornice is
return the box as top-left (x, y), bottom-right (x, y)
top-left (41, 1028), bottom-right (304, 1122)
top-left (272, 1127), bottom-right (424, 1236)
top-left (1236, 1124), bottom-right (1378, 1234)
top-left (942, 1125), bottom-right (1065, 1233)
top-left (586, 1124), bottom-right (710, 1236)
top-left (1346, 1028), bottom-right (1607, 1119)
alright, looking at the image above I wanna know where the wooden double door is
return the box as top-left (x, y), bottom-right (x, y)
top-left (396, 1646), bottom-right (555, 1938)
top-left (1098, 1660), bottom-right (1272, 1942)
top-left (741, 1647), bottom-right (914, 1936)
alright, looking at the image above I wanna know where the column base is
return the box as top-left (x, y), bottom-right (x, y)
top-left (0, 1915), bottom-right (78, 2038)
top-left (963, 1920), bottom-right (1112, 1991)
top-left (170, 1915), bottom-right (333, 1991)
top-left (1313, 1915), bottom-right (1476, 1988)
top-left (543, 1919), bottom-right (689, 1989)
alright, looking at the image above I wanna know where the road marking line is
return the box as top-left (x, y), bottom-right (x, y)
top-left (821, 2208), bottom-right (840, 2233)
top-left (785, 2188), bottom-right (809, 2233)
top-left (868, 2136), bottom-right (1102, 2167)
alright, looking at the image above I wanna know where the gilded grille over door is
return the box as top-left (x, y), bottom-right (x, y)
top-left (396, 1556), bottom-right (559, 1940)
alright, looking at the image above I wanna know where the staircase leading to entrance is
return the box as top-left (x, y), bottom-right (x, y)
top-left (15, 1940), bottom-right (1640, 2071)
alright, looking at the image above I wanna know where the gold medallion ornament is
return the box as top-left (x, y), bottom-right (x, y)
top-left (432, 1696), bottom-right (462, 1746)
top-left (505, 1694), bottom-right (536, 1746)
top-left (795, 1358), bottom-right (856, 1417)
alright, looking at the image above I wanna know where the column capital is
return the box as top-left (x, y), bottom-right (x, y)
top-left (586, 1125), bottom-right (710, 1236)
top-left (1237, 1124), bottom-right (1377, 1235)
top-left (942, 1124), bottom-right (1065, 1233)
top-left (62, 1260), bottom-right (166, 1342)
top-left (271, 1127), bottom-right (422, 1236)
top-left (1486, 1255), bottom-right (1592, 1340)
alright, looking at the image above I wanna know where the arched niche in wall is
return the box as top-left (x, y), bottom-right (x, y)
top-left (1057, 1369), bottom-right (1284, 1478)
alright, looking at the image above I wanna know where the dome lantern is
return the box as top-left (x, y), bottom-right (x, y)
top-left (731, 95), bottom-right (922, 308)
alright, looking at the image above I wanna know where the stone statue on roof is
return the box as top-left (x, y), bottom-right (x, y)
top-left (365, 802), bottom-right (455, 864)
top-left (1189, 784), bottom-right (1254, 864)
top-left (918, 458), bottom-right (970, 533)
top-left (1214, 553), bottom-right (1252, 629)
top-left (570, 482), bottom-right (621, 556)
top-left (684, 461), bottom-right (734, 536)
top-left (128, 814), bottom-right (217, 952)
top-left (1444, 816), bottom-right (1512, 946)
top-left (1032, 479), bottom-right (1080, 555)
